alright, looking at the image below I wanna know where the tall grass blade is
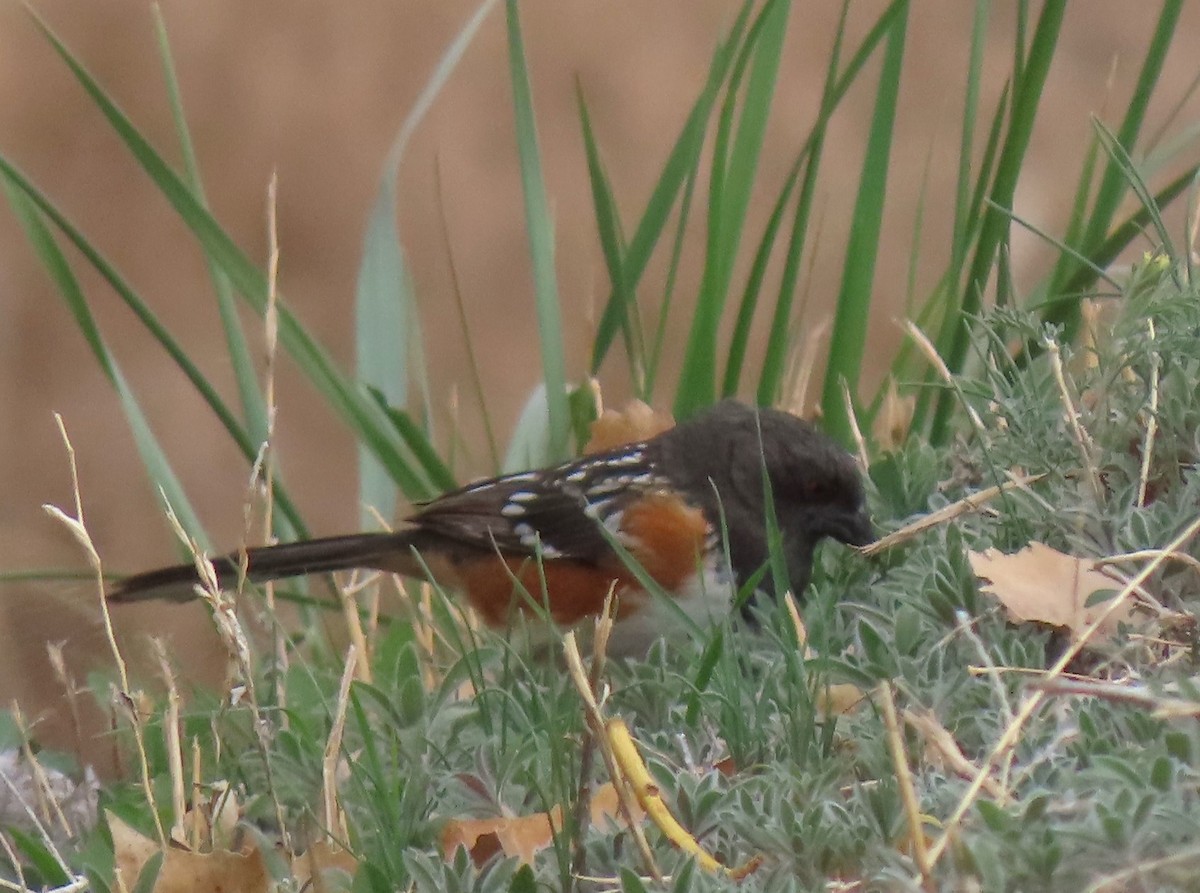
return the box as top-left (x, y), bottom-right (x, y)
top-left (357, 180), bottom-right (414, 526)
top-left (577, 86), bottom-right (641, 388)
top-left (24, 12), bottom-right (444, 501)
top-left (505, 0), bottom-right (569, 461)
top-left (0, 156), bottom-right (311, 535)
top-left (819, 2), bottom-right (909, 444)
top-left (931, 0), bottom-right (1066, 443)
top-left (151, 7), bottom-right (269, 456)
top-left (356, 0), bottom-right (498, 523)
top-left (677, 0), bottom-right (789, 420)
top-left (757, 0), bottom-right (906, 407)
top-left (589, 1), bottom-right (756, 376)
top-left (4, 183), bottom-right (208, 548)
top-left (1043, 0), bottom-right (1183, 333)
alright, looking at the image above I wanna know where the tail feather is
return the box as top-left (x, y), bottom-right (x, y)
top-left (109, 531), bottom-right (418, 603)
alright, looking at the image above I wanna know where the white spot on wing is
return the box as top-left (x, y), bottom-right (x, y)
top-left (500, 503), bottom-right (525, 517)
top-left (504, 472), bottom-right (541, 483)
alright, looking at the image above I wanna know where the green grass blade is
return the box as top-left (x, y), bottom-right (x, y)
top-left (1091, 120), bottom-right (1177, 258)
top-left (676, 0), bottom-right (789, 420)
top-left (577, 85), bottom-right (642, 387)
top-left (3, 182), bottom-right (208, 548)
top-left (505, 0), bottom-right (569, 461)
top-left (369, 392), bottom-right (458, 493)
top-left (0, 156), bottom-right (311, 536)
top-left (819, 2), bottom-right (909, 443)
top-left (1046, 0), bottom-right (1183, 329)
top-left (930, 0), bottom-right (1066, 443)
top-left (589, 0), bottom-right (755, 376)
top-left (722, 150), bottom-right (805, 398)
top-left (356, 178), bottom-right (413, 526)
top-left (27, 13), bottom-right (443, 501)
top-left (757, 0), bottom-right (905, 407)
top-left (645, 161), bottom-right (699, 397)
top-left (151, 7), bottom-right (268, 454)
top-left (951, 0), bottom-right (990, 266)
top-left (356, 0), bottom-right (497, 522)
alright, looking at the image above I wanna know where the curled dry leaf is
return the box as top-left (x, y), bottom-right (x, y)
top-left (291, 840), bottom-right (360, 890)
top-left (439, 781), bottom-right (640, 866)
top-left (108, 811), bottom-right (269, 893)
top-left (968, 542), bottom-right (1138, 644)
top-left (872, 377), bottom-right (915, 452)
top-left (585, 400), bottom-right (675, 454)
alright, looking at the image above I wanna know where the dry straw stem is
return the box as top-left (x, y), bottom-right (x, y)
top-left (10, 704), bottom-right (75, 843)
top-left (42, 413), bottom-right (165, 845)
top-left (606, 718), bottom-right (761, 880)
top-left (1084, 841), bottom-right (1200, 893)
top-left (254, 172), bottom-right (288, 702)
top-left (0, 732), bottom-right (73, 881)
top-left (1136, 320), bottom-right (1160, 508)
top-left (153, 639), bottom-right (187, 844)
top-left (1032, 677), bottom-right (1200, 720)
top-left (781, 318), bottom-right (829, 417)
top-left (860, 473), bottom-right (1044, 558)
top-left (322, 644), bottom-right (358, 842)
top-left (840, 379), bottom-right (869, 471)
top-left (1044, 336), bottom-right (1103, 502)
top-left (878, 685), bottom-right (933, 889)
top-left (926, 513), bottom-right (1200, 868)
top-left (45, 643), bottom-right (87, 763)
top-left (563, 624), bottom-right (661, 884)
top-left (569, 590), bottom-right (616, 887)
top-left (161, 505), bottom-right (294, 855)
top-left (905, 321), bottom-right (984, 432)
top-left (902, 708), bottom-right (1006, 800)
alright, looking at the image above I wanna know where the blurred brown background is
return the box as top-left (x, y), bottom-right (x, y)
top-left (2, 2), bottom-right (1198, 757)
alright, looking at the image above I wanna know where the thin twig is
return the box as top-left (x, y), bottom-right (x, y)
top-left (878, 684), bottom-right (933, 889)
top-left (861, 473), bottom-right (1043, 557)
top-left (1136, 320), bottom-right (1160, 507)
top-left (43, 414), bottom-right (165, 845)
top-left (563, 627), bottom-right (661, 884)
top-left (1044, 337), bottom-right (1103, 502)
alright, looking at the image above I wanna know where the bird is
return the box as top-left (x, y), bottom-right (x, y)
top-left (110, 399), bottom-right (873, 655)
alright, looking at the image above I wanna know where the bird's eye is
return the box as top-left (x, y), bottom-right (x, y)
top-left (809, 481), bottom-right (835, 502)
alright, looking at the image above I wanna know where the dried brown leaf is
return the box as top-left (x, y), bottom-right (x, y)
top-left (969, 542), bottom-right (1138, 643)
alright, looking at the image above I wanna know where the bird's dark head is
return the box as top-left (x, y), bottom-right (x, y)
top-left (656, 400), bottom-right (873, 598)
top-left (752, 405), bottom-right (874, 549)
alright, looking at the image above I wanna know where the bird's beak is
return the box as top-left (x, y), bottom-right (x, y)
top-left (832, 508), bottom-right (875, 547)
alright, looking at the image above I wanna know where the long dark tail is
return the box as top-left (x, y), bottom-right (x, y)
top-left (109, 531), bottom-right (419, 603)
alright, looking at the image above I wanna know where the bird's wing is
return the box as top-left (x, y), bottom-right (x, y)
top-left (410, 442), bottom-right (672, 563)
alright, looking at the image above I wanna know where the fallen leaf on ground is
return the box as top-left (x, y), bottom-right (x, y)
top-left (786, 595), bottom-right (867, 715)
top-left (585, 400), bottom-right (674, 453)
top-left (439, 781), bottom-right (640, 866)
top-left (968, 542), bottom-right (1138, 643)
top-left (109, 811), bottom-right (269, 893)
top-left (292, 840), bottom-right (359, 890)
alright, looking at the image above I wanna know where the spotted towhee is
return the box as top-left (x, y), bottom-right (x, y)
top-left (111, 400), bottom-right (873, 655)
